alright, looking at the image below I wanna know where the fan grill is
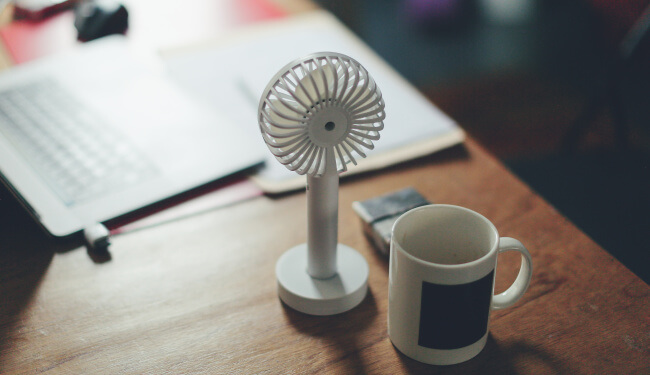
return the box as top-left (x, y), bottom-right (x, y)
top-left (259, 52), bottom-right (385, 176)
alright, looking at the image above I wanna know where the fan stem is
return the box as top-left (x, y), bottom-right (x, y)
top-left (306, 148), bottom-right (339, 279)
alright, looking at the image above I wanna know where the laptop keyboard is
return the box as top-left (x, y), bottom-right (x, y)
top-left (0, 79), bottom-right (158, 206)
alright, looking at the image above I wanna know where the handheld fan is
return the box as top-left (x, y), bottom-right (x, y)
top-left (259, 52), bottom-right (385, 315)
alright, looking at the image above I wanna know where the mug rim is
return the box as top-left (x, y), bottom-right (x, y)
top-left (391, 204), bottom-right (500, 269)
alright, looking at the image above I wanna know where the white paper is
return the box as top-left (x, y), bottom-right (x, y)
top-left (164, 10), bottom-right (464, 193)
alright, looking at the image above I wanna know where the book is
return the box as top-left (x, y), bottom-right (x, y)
top-left (164, 10), bottom-right (465, 193)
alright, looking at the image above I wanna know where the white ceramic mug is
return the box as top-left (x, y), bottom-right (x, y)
top-left (388, 204), bottom-right (533, 365)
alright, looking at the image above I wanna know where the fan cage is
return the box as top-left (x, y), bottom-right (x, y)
top-left (259, 52), bottom-right (385, 176)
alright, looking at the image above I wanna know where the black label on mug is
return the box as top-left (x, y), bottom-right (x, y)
top-left (418, 270), bottom-right (494, 350)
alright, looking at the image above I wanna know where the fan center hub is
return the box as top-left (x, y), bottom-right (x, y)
top-left (307, 107), bottom-right (351, 147)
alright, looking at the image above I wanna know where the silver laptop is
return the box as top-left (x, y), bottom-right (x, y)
top-left (0, 36), bottom-right (264, 237)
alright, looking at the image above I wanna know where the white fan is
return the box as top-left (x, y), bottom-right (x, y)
top-left (259, 52), bottom-right (385, 315)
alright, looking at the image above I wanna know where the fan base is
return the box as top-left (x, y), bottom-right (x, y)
top-left (276, 243), bottom-right (369, 316)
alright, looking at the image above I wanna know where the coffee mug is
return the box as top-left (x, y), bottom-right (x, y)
top-left (388, 204), bottom-right (533, 365)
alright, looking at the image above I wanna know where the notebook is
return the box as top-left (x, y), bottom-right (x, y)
top-left (0, 35), bottom-right (265, 237)
top-left (164, 10), bottom-right (465, 193)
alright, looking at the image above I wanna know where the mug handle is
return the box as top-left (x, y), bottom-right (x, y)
top-left (492, 237), bottom-right (533, 310)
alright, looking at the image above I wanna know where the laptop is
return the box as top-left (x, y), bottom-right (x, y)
top-left (0, 36), bottom-right (265, 237)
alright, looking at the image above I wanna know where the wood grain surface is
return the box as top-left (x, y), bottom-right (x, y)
top-left (1, 138), bottom-right (648, 374)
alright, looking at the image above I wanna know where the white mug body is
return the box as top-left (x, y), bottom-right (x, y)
top-left (388, 204), bottom-right (531, 365)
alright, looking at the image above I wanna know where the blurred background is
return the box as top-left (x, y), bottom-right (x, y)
top-left (315, 0), bottom-right (650, 282)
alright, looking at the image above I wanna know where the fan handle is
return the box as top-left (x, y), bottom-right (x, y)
top-left (307, 148), bottom-right (338, 279)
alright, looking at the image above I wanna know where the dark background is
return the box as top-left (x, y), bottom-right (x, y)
top-left (316, 0), bottom-right (650, 282)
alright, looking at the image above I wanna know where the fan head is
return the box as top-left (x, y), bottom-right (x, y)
top-left (258, 52), bottom-right (385, 177)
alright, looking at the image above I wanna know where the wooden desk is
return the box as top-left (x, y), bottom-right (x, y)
top-left (1, 137), bottom-right (648, 374)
